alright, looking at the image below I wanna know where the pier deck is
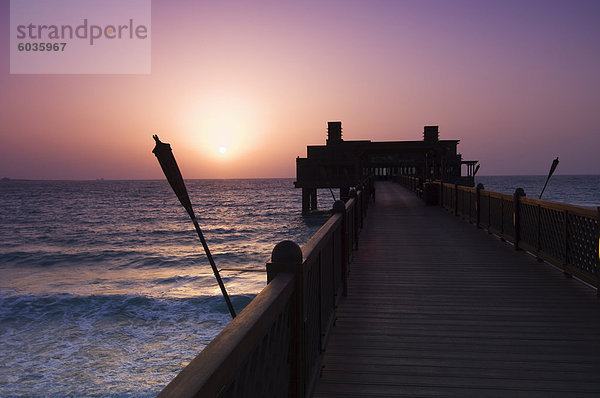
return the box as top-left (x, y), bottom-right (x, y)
top-left (313, 181), bottom-right (600, 397)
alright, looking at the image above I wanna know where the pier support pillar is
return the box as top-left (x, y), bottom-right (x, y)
top-left (302, 188), bottom-right (317, 213)
top-left (310, 188), bottom-right (318, 211)
top-left (302, 188), bottom-right (309, 213)
top-left (340, 187), bottom-right (350, 202)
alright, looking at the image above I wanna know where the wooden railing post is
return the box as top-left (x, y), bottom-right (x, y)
top-left (513, 188), bottom-right (525, 250)
top-left (454, 183), bottom-right (459, 216)
top-left (267, 241), bottom-right (305, 397)
top-left (564, 209), bottom-right (572, 278)
top-left (476, 183), bottom-right (483, 229)
top-left (358, 188), bottom-right (364, 229)
top-left (597, 206), bottom-right (600, 297)
top-left (372, 178), bottom-right (376, 201)
top-left (500, 196), bottom-right (505, 237)
top-left (333, 200), bottom-right (349, 296)
top-left (468, 186), bottom-right (472, 221)
top-left (536, 204), bottom-right (543, 261)
top-left (350, 189), bottom-right (359, 250)
top-left (361, 186), bottom-right (367, 226)
top-left (488, 193), bottom-right (492, 234)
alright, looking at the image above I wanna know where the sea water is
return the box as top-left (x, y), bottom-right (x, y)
top-left (475, 175), bottom-right (600, 208)
top-left (0, 179), bottom-right (335, 397)
top-left (0, 176), bottom-right (598, 396)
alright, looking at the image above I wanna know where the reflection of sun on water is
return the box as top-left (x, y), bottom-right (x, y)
top-left (181, 94), bottom-right (264, 161)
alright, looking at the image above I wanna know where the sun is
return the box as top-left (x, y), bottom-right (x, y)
top-left (180, 93), bottom-right (267, 161)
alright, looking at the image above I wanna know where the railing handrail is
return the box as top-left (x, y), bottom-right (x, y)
top-left (520, 196), bottom-right (596, 217)
top-left (480, 189), bottom-right (513, 200)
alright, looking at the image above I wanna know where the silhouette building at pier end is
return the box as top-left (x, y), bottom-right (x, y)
top-left (295, 121), bottom-right (478, 212)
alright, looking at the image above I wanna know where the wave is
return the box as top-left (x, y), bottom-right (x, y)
top-left (0, 292), bottom-right (255, 397)
top-left (0, 239), bottom-right (302, 270)
top-left (0, 292), bottom-right (256, 320)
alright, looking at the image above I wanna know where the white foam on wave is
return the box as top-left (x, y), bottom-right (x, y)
top-left (0, 292), bottom-right (239, 397)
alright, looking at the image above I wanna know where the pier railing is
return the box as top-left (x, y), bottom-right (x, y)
top-left (400, 176), bottom-right (600, 293)
top-left (159, 179), bottom-right (373, 398)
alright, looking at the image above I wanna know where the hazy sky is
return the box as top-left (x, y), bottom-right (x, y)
top-left (1, 0), bottom-right (599, 179)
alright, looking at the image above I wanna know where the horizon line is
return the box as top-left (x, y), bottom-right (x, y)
top-left (2, 173), bottom-right (599, 182)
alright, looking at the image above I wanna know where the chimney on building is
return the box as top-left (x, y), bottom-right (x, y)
top-left (327, 121), bottom-right (343, 145)
top-left (424, 125), bottom-right (439, 142)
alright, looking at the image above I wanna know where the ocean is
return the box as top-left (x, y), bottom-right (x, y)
top-left (0, 176), bottom-right (598, 396)
top-left (0, 179), bottom-right (334, 397)
top-left (475, 175), bottom-right (600, 208)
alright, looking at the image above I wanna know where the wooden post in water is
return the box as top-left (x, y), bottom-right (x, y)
top-left (340, 187), bottom-right (350, 202)
top-left (301, 188), bottom-right (309, 214)
top-left (267, 240), bottom-right (305, 397)
top-left (310, 188), bottom-right (318, 211)
top-left (302, 188), bottom-right (318, 213)
top-left (513, 188), bottom-right (525, 251)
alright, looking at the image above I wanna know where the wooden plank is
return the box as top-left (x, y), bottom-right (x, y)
top-left (312, 182), bottom-right (600, 397)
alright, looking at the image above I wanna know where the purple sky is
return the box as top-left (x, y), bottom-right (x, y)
top-left (1, 0), bottom-right (599, 179)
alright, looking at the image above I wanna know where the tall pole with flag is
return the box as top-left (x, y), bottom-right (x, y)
top-left (152, 135), bottom-right (236, 319)
top-left (539, 157), bottom-right (559, 200)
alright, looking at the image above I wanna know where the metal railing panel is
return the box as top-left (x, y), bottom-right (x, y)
top-left (566, 212), bottom-right (598, 278)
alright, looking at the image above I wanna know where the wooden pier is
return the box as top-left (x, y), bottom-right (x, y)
top-left (160, 179), bottom-right (600, 397)
top-left (313, 182), bottom-right (600, 397)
